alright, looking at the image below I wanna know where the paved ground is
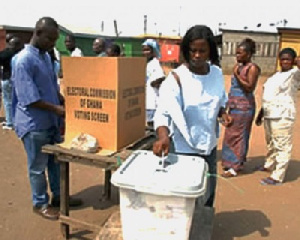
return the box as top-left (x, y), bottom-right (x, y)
top-left (1, 75), bottom-right (300, 240)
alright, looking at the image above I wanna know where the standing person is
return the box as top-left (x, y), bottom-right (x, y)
top-left (93, 37), bottom-right (107, 57)
top-left (221, 38), bottom-right (261, 177)
top-left (0, 36), bottom-right (23, 130)
top-left (12, 17), bottom-right (81, 221)
top-left (255, 48), bottom-right (300, 185)
top-left (65, 34), bottom-right (83, 57)
top-left (152, 25), bottom-right (232, 207)
top-left (1, 33), bottom-right (14, 108)
top-left (142, 39), bottom-right (165, 127)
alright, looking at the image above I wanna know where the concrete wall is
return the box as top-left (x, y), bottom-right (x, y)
top-left (221, 30), bottom-right (279, 76)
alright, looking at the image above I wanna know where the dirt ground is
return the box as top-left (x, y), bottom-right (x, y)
top-left (1, 75), bottom-right (300, 240)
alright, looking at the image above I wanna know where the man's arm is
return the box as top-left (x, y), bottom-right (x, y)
top-left (150, 77), bottom-right (165, 88)
top-left (30, 100), bottom-right (65, 117)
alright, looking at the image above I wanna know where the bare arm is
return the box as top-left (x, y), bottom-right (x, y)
top-left (150, 77), bottom-right (165, 88)
top-left (234, 64), bottom-right (260, 93)
top-left (30, 100), bottom-right (65, 117)
top-left (152, 126), bottom-right (170, 156)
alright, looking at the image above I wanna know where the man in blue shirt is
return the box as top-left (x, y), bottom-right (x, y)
top-left (12, 17), bottom-right (81, 220)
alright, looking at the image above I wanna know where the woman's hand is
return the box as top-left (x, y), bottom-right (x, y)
top-left (220, 113), bottom-right (233, 127)
top-left (153, 126), bottom-right (170, 156)
top-left (255, 116), bottom-right (263, 126)
top-left (255, 108), bottom-right (264, 126)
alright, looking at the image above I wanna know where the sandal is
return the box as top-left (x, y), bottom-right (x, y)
top-left (221, 168), bottom-right (238, 178)
top-left (260, 177), bottom-right (281, 186)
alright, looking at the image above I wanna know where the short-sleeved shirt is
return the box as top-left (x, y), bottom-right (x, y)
top-left (262, 68), bottom-right (300, 120)
top-left (154, 64), bottom-right (227, 155)
top-left (11, 44), bottom-right (61, 139)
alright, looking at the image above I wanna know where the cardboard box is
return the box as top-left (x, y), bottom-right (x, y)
top-left (61, 57), bottom-right (146, 153)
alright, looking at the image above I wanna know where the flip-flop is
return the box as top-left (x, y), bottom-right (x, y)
top-left (260, 177), bottom-right (281, 186)
top-left (221, 168), bottom-right (238, 178)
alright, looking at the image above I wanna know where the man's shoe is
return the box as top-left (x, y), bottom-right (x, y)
top-left (33, 205), bottom-right (59, 220)
top-left (51, 196), bottom-right (83, 208)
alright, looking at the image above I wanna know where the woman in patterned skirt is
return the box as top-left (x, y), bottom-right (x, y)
top-left (221, 38), bottom-right (261, 177)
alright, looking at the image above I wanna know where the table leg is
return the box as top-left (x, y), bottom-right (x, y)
top-left (102, 169), bottom-right (111, 201)
top-left (60, 161), bottom-right (70, 239)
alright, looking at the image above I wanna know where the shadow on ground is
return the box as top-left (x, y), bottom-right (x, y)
top-left (212, 209), bottom-right (271, 240)
top-left (242, 156), bottom-right (300, 183)
top-left (57, 185), bottom-right (120, 239)
top-left (70, 230), bottom-right (94, 240)
top-left (68, 184), bottom-right (120, 211)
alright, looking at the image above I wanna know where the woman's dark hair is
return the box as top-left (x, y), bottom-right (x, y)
top-left (181, 25), bottom-right (220, 66)
top-left (238, 38), bottom-right (256, 55)
top-left (279, 47), bottom-right (297, 59)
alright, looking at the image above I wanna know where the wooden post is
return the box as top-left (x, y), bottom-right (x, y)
top-left (102, 169), bottom-right (112, 201)
top-left (60, 161), bottom-right (70, 239)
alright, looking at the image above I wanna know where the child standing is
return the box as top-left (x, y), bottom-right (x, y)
top-left (255, 48), bottom-right (300, 185)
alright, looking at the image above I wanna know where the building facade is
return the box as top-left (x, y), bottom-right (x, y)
top-left (220, 29), bottom-right (280, 76)
top-left (277, 27), bottom-right (300, 70)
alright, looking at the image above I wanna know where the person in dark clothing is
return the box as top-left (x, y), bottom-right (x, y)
top-left (0, 36), bottom-right (23, 129)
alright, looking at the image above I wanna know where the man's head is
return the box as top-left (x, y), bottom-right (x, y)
top-left (107, 44), bottom-right (121, 57)
top-left (93, 38), bottom-right (106, 54)
top-left (5, 33), bottom-right (15, 49)
top-left (31, 17), bottom-right (59, 52)
top-left (9, 36), bottom-right (24, 53)
top-left (65, 34), bottom-right (76, 52)
top-left (6, 33), bottom-right (14, 42)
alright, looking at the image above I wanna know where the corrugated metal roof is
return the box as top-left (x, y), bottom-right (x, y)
top-left (220, 27), bottom-right (278, 35)
top-left (136, 34), bottom-right (182, 40)
top-left (0, 25), bottom-right (33, 32)
top-left (277, 27), bottom-right (300, 34)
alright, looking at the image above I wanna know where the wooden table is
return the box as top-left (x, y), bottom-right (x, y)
top-left (42, 131), bottom-right (156, 239)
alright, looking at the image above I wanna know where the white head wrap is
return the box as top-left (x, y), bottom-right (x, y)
top-left (142, 39), bottom-right (161, 58)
